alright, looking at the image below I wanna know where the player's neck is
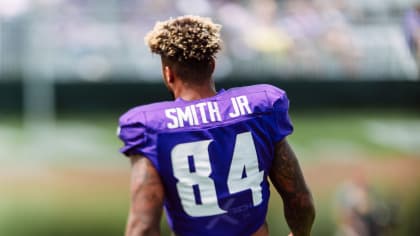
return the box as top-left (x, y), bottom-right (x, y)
top-left (175, 80), bottom-right (217, 101)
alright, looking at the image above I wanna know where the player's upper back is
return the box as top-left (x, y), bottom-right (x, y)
top-left (118, 84), bottom-right (293, 236)
top-left (119, 84), bottom-right (290, 136)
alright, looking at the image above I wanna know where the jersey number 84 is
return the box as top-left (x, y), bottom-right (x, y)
top-left (171, 131), bottom-right (264, 217)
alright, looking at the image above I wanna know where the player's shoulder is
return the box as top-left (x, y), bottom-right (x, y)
top-left (119, 100), bottom-right (174, 126)
top-left (234, 83), bottom-right (285, 92)
top-left (226, 84), bottom-right (288, 105)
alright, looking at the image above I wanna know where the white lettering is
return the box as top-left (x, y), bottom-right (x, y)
top-left (237, 96), bottom-right (252, 115)
top-left (177, 107), bottom-right (194, 127)
top-left (229, 96), bottom-right (252, 118)
top-left (229, 97), bottom-right (240, 118)
top-left (195, 102), bottom-right (209, 124)
top-left (190, 105), bottom-right (199, 126)
top-left (166, 108), bottom-right (179, 129)
top-left (208, 102), bottom-right (222, 122)
top-left (166, 97), bottom-right (249, 129)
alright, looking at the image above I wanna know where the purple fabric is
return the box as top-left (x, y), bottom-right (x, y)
top-left (118, 84), bottom-right (293, 236)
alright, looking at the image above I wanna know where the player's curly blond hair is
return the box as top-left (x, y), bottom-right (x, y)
top-left (145, 15), bottom-right (222, 62)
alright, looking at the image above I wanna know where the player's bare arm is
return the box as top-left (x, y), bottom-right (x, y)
top-left (269, 139), bottom-right (315, 236)
top-left (126, 155), bottom-right (164, 236)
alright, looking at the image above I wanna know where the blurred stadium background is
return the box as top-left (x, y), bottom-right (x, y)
top-left (1, 0), bottom-right (420, 235)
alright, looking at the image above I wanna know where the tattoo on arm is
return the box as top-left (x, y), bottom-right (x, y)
top-left (269, 140), bottom-right (315, 236)
top-left (126, 155), bottom-right (164, 236)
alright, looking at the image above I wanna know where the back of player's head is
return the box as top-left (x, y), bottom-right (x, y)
top-left (145, 15), bottom-right (222, 82)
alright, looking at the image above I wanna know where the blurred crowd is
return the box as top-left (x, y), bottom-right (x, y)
top-left (0, 0), bottom-right (419, 81)
top-left (334, 171), bottom-right (398, 236)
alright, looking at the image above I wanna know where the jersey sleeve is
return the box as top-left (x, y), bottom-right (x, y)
top-left (118, 110), bottom-right (148, 156)
top-left (117, 108), bottom-right (159, 169)
top-left (265, 85), bottom-right (294, 142)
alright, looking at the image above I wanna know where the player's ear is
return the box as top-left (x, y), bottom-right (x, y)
top-left (164, 66), bottom-right (175, 85)
top-left (210, 58), bottom-right (216, 74)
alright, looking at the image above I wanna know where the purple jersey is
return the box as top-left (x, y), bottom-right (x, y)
top-left (118, 84), bottom-right (293, 236)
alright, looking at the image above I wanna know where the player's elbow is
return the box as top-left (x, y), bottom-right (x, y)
top-left (285, 190), bottom-right (315, 222)
top-left (299, 190), bottom-right (315, 221)
top-left (125, 214), bottom-right (160, 236)
top-left (283, 191), bottom-right (315, 236)
top-left (126, 223), bottom-right (160, 236)
top-left (305, 193), bottom-right (316, 223)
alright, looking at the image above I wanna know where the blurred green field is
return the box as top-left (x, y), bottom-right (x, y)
top-left (0, 110), bottom-right (419, 236)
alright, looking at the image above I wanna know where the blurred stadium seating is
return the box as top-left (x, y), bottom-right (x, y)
top-left (1, 0), bottom-right (420, 81)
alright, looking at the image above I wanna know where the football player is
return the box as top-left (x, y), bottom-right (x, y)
top-left (118, 15), bottom-right (315, 236)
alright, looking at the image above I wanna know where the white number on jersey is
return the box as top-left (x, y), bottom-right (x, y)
top-left (171, 131), bottom-right (264, 217)
top-left (227, 132), bottom-right (264, 206)
top-left (171, 140), bottom-right (226, 217)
